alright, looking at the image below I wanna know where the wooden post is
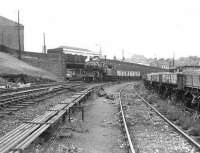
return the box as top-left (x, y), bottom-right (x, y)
top-left (82, 106), bottom-right (84, 121)
top-left (68, 108), bottom-right (71, 122)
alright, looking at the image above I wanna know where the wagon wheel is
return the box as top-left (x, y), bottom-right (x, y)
top-left (157, 85), bottom-right (162, 95)
top-left (197, 101), bottom-right (200, 112)
top-left (175, 90), bottom-right (182, 103)
top-left (184, 91), bottom-right (193, 108)
top-left (161, 86), bottom-right (168, 99)
top-left (192, 94), bottom-right (200, 111)
top-left (171, 89), bottom-right (177, 103)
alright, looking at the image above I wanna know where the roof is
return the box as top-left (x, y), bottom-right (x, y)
top-left (0, 16), bottom-right (23, 27)
top-left (49, 46), bottom-right (99, 56)
top-left (58, 46), bottom-right (92, 53)
top-left (101, 59), bottom-right (167, 71)
top-left (176, 65), bottom-right (200, 68)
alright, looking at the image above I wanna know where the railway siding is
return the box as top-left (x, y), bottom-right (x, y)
top-left (120, 83), bottom-right (198, 153)
top-left (0, 85), bottom-right (96, 153)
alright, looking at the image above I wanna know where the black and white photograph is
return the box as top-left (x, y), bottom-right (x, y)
top-left (1, 0), bottom-right (200, 153)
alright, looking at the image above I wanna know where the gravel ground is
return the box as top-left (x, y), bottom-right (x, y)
top-left (121, 83), bottom-right (199, 153)
top-left (0, 87), bottom-right (86, 137)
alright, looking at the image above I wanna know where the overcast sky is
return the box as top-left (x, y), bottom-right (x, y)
top-left (1, 0), bottom-right (200, 59)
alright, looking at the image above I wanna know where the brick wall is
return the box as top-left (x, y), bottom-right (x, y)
top-left (21, 52), bottom-right (65, 80)
top-left (0, 46), bottom-right (88, 80)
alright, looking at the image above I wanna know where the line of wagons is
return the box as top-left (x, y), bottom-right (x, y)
top-left (144, 70), bottom-right (200, 110)
top-left (83, 68), bottom-right (141, 82)
top-left (82, 59), bottom-right (141, 82)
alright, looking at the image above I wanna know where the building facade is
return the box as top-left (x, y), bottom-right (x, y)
top-left (0, 16), bottom-right (24, 51)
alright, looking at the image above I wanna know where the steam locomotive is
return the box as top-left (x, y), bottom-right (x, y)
top-left (82, 58), bottom-right (141, 82)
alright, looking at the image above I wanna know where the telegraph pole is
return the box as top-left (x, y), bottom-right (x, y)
top-left (122, 49), bottom-right (125, 61)
top-left (172, 52), bottom-right (175, 67)
top-left (17, 10), bottom-right (21, 59)
top-left (99, 45), bottom-right (102, 58)
top-left (1, 31), bottom-right (3, 51)
top-left (43, 32), bottom-right (46, 53)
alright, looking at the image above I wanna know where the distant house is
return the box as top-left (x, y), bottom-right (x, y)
top-left (0, 16), bottom-right (24, 51)
top-left (161, 65), bottom-right (170, 69)
top-left (174, 65), bottom-right (200, 72)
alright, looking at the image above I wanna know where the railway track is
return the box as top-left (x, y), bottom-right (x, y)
top-left (135, 92), bottom-right (200, 150)
top-left (0, 84), bottom-right (98, 153)
top-left (0, 81), bottom-right (73, 97)
top-left (0, 82), bottom-right (86, 116)
top-left (0, 82), bottom-right (64, 95)
top-left (119, 85), bottom-right (136, 153)
top-left (119, 83), bottom-right (200, 152)
top-left (0, 82), bottom-right (111, 153)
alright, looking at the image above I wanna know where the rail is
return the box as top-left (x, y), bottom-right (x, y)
top-left (134, 85), bottom-right (200, 151)
top-left (119, 85), bottom-right (136, 153)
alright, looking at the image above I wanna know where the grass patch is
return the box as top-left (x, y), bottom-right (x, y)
top-left (141, 82), bottom-right (200, 136)
top-left (188, 124), bottom-right (200, 136)
top-left (166, 108), bottom-right (181, 122)
top-left (181, 115), bottom-right (194, 130)
top-left (155, 98), bottom-right (200, 135)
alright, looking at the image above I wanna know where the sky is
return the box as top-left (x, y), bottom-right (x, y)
top-left (0, 0), bottom-right (200, 59)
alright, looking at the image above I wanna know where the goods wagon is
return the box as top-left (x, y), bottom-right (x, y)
top-left (144, 70), bottom-right (200, 110)
top-left (151, 73), bottom-right (160, 82)
top-left (146, 73), bottom-right (151, 81)
top-left (116, 70), bottom-right (140, 80)
top-left (162, 73), bottom-right (177, 85)
top-left (183, 70), bottom-right (200, 88)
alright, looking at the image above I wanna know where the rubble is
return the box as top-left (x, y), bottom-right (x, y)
top-left (105, 94), bottom-right (115, 100)
top-left (97, 87), bottom-right (106, 97)
top-left (57, 132), bottom-right (73, 139)
top-left (97, 87), bottom-right (115, 101)
top-left (58, 144), bottom-right (84, 153)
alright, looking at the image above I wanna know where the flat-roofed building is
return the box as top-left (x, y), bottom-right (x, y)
top-left (48, 46), bottom-right (99, 61)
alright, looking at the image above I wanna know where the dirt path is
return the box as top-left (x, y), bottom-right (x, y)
top-left (59, 83), bottom-right (127, 153)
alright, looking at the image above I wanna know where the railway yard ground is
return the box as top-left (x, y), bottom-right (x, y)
top-left (2, 81), bottom-right (200, 153)
top-left (121, 83), bottom-right (200, 153)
